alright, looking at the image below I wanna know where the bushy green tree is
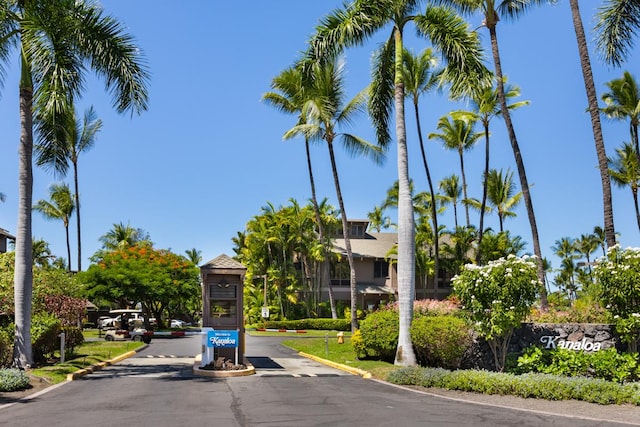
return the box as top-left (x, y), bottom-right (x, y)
top-left (595, 245), bottom-right (640, 352)
top-left (453, 255), bottom-right (539, 371)
top-left (81, 244), bottom-right (200, 328)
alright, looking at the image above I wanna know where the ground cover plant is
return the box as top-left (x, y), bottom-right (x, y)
top-left (0, 341), bottom-right (144, 391)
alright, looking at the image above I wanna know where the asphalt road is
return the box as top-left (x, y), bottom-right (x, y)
top-left (0, 334), bottom-right (637, 427)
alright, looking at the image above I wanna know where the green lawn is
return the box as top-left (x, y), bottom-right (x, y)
top-left (281, 335), bottom-right (398, 380)
top-left (31, 338), bottom-right (145, 384)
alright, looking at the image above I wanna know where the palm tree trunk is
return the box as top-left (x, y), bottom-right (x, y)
top-left (570, 0), bottom-right (616, 249)
top-left (458, 148), bottom-right (470, 227)
top-left (394, 27), bottom-right (416, 367)
top-left (489, 25), bottom-right (548, 311)
top-left (305, 139), bottom-right (337, 318)
top-left (65, 223), bottom-right (72, 272)
top-left (13, 83), bottom-right (34, 368)
top-left (73, 161), bottom-right (82, 271)
top-left (477, 124), bottom-right (490, 263)
top-left (327, 141), bottom-right (358, 331)
top-left (413, 101), bottom-right (439, 291)
top-left (633, 188), bottom-right (640, 234)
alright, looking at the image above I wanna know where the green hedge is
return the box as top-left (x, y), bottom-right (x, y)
top-left (261, 318), bottom-right (350, 331)
top-left (410, 315), bottom-right (472, 369)
top-left (388, 366), bottom-right (640, 405)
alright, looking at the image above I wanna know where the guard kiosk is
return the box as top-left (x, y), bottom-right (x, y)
top-left (200, 254), bottom-right (246, 366)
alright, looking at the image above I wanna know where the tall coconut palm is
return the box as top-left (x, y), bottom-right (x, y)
top-left (367, 205), bottom-right (393, 232)
top-left (601, 71), bottom-right (640, 164)
top-left (609, 142), bottom-right (640, 233)
top-left (440, 0), bottom-right (551, 309)
top-left (31, 237), bottom-right (53, 269)
top-left (485, 168), bottom-right (522, 232)
top-left (0, 0), bottom-right (149, 368)
top-left (593, 225), bottom-right (607, 257)
top-left (595, 0), bottom-right (640, 68)
top-left (457, 79), bottom-right (528, 260)
top-left (403, 47), bottom-right (443, 289)
top-left (306, 0), bottom-right (490, 366)
top-left (576, 233), bottom-right (599, 279)
top-left (429, 113), bottom-right (482, 227)
top-left (99, 222), bottom-right (151, 251)
top-left (35, 106), bottom-right (103, 272)
top-left (33, 183), bottom-right (75, 272)
top-left (185, 248), bottom-right (202, 266)
top-left (439, 175), bottom-right (462, 228)
top-left (568, 0), bottom-right (617, 251)
top-left (284, 57), bottom-right (384, 332)
top-left (262, 65), bottom-right (338, 318)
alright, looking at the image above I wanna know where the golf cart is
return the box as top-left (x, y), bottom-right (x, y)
top-left (103, 309), bottom-right (153, 344)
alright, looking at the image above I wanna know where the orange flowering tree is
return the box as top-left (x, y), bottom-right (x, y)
top-left (82, 244), bottom-right (200, 328)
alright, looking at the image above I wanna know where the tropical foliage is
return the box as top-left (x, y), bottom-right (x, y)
top-left (595, 245), bottom-right (640, 353)
top-left (452, 255), bottom-right (539, 371)
top-left (81, 244), bottom-right (200, 328)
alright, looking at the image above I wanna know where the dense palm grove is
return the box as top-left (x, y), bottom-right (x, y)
top-left (2, 0), bottom-right (640, 369)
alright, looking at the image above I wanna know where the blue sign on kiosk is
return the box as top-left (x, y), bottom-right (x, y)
top-left (207, 330), bottom-right (239, 348)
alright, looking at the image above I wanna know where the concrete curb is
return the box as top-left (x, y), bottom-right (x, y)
top-left (298, 351), bottom-right (371, 378)
top-left (66, 344), bottom-right (149, 381)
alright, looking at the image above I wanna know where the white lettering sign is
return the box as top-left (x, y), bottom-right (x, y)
top-left (539, 335), bottom-right (601, 352)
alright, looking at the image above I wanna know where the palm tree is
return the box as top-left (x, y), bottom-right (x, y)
top-left (403, 47), bottom-right (443, 289)
top-left (442, 0), bottom-right (550, 309)
top-left (609, 142), bottom-right (640, 233)
top-left (595, 0), bottom-right (640, 67)
top-left (306, 0), bottom-right (490, 367)
top-left (485, 168), bottom-right (522, 232)
top-left (567, 0), bottom-right (617, 251)
top-left (262, 65), bottom-right (338, 318)
top-left (99, 222), bottom-right (151, 251)
top-left (31, 237), bottom-right (53, 269)
top-left (576, 233), bottom-right (599, 279)
top-left (457, 79), bottom-right (528, 260)
top-left (0, 0), bottom-right (149, 368)
top-left (185, 248), bottom-right (202, 266)
top-left (601, 71), bottom-right (640, 164)
top-left (439, 175), bottom-right (462, 228)
top-left (593, 225), bottom-right (607, 258)
top-left (284, 57), bottom-right (384, 332)
top-left (33, 183), bottom-right (75, 271)
top-left (429, 113), bottom-right (482, 227)
top-left (367, 205), bottom-right (393, 232)
top-left (35, 106), bottom-right (103, 272)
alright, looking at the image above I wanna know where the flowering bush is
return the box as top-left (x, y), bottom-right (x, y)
top-left (452, 255), bottom-right (540, 371)
top-left (594, 245), bottom-right (640, 352)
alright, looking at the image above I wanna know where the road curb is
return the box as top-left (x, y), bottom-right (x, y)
top-left (66, 344), bottom-right (149, 381)
top-left (298, 351), bottom-right (371, 378)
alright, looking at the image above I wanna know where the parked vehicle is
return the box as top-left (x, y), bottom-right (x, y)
top-left (170, 319), bottom-right (188, 328)
top-left (100, 309), bottom-right (155, 329)
top-left (101, 309), bottom-right (153, 343)
top-left (104, 327), bottom-right (152, 343)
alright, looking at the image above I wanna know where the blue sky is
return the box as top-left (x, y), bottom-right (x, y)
top-left (0, 1), bottom-right (638, 282)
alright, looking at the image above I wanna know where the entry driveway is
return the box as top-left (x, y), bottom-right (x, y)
top-left (0, 334), bottom-right (635, 426)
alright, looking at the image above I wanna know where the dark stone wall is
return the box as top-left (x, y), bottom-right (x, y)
top-left (461, 323), bottom-right (621, 371)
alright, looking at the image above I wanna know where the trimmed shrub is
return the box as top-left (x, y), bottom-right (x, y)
top-left (62, 326), bottom-right (85, 358)
top-left (0, 326), bottom-right (13, 368)
top-left (511, 346), bottom-right (640, 383)
top-left (387, 366), bottom-right (640, 405)
top-left (410, 315), bottom-right (472, 369)
top-left (0, 368), bottom-right (30, 392)
top-left (31, 313), bottom-right (62, 364)
top-left (353, 308), bottom-right (398, 362)
top-left (262, 318), bottom-right (350, 331)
